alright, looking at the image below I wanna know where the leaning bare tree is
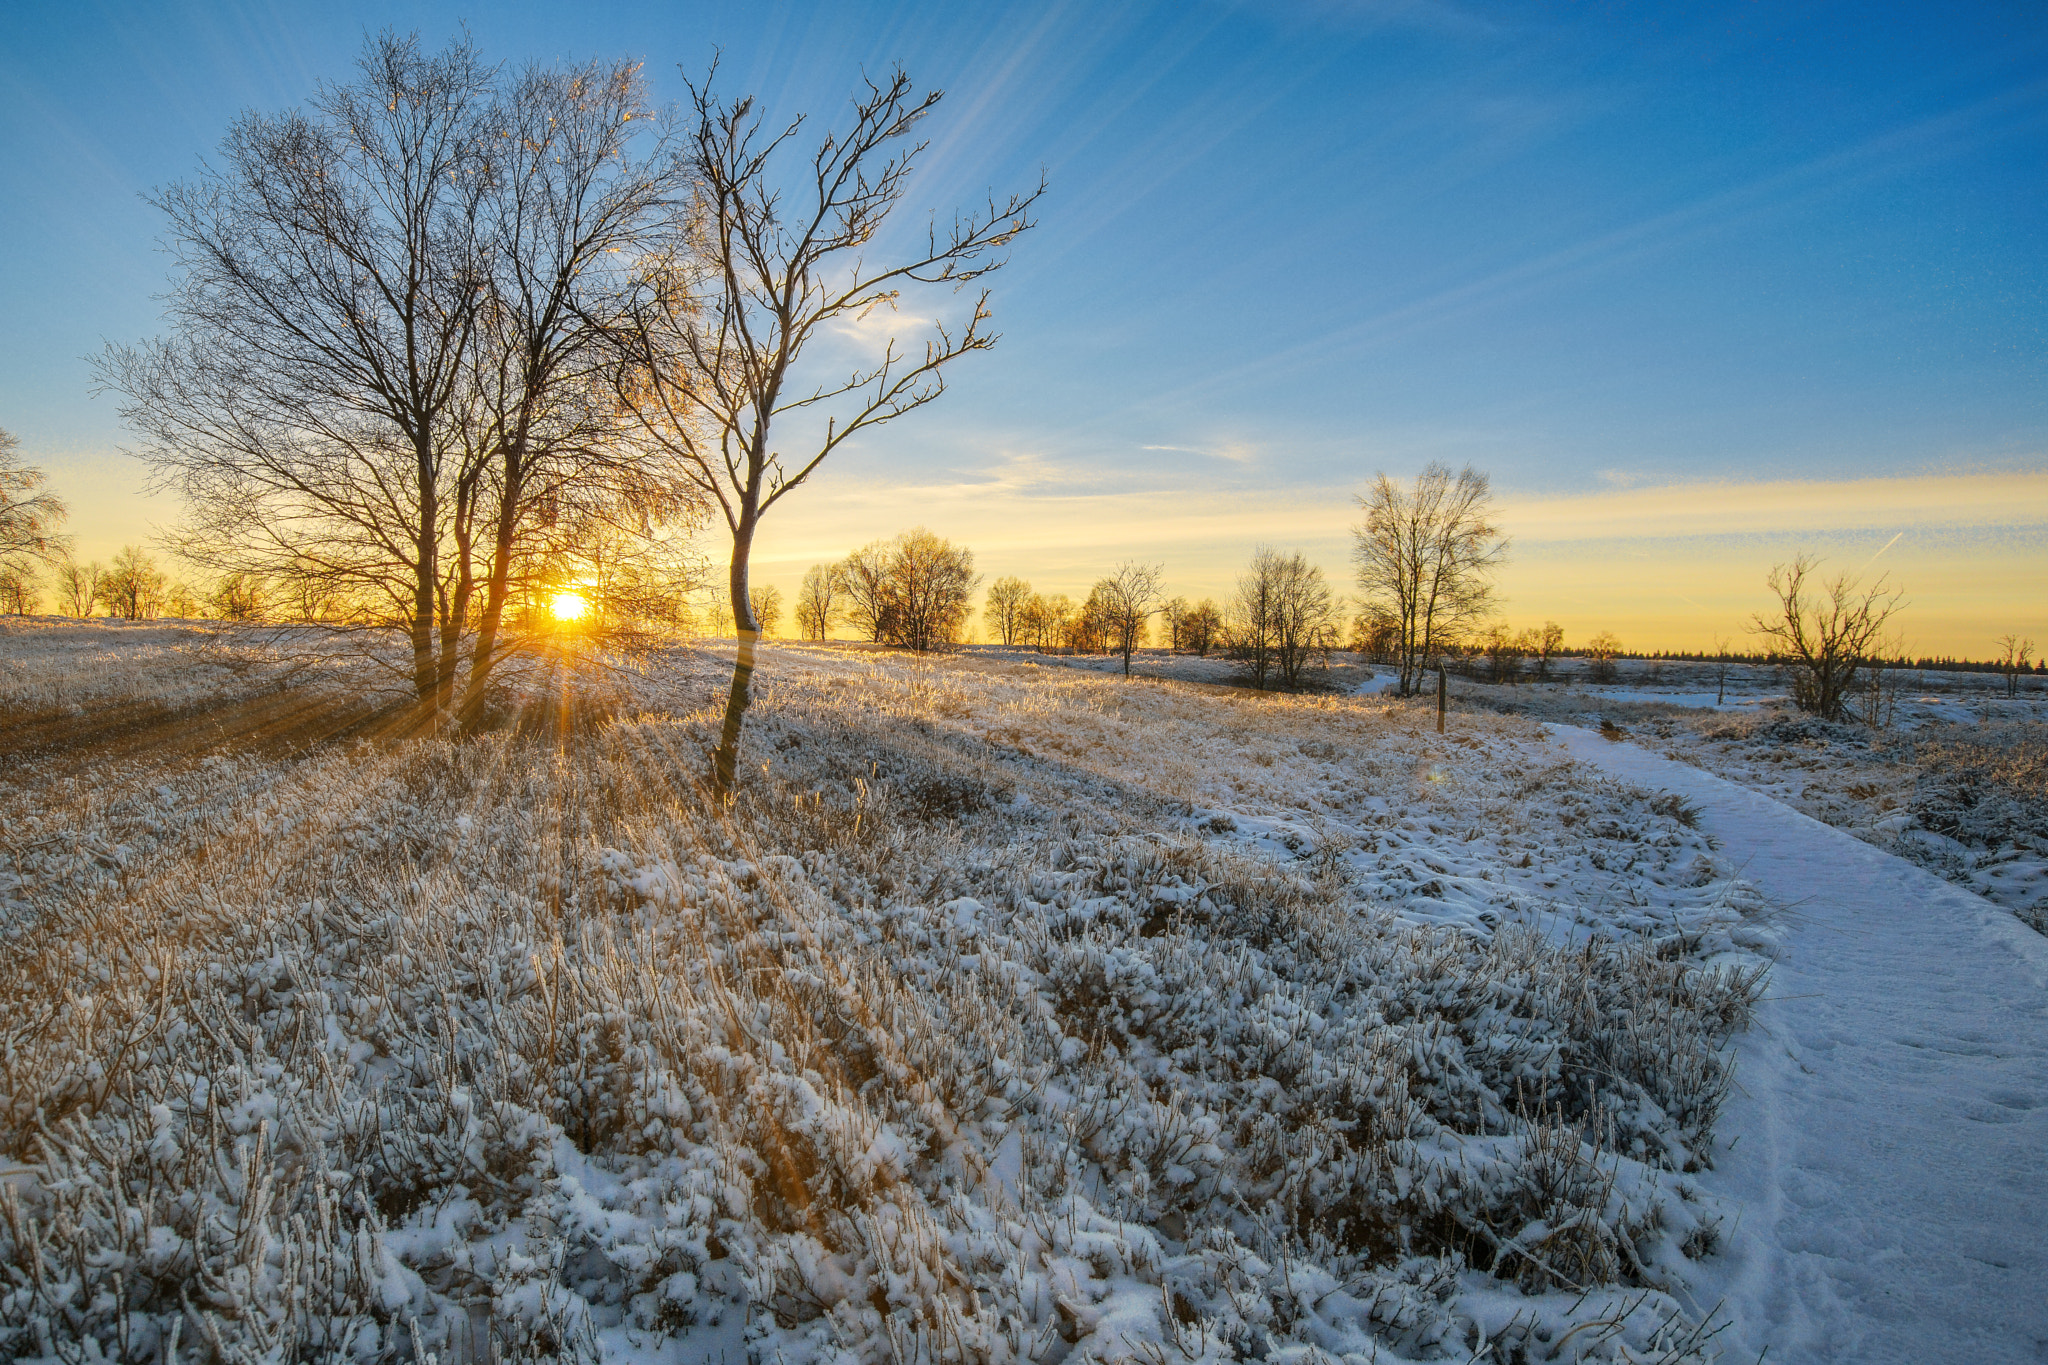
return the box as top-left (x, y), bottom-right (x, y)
top-left (1751, 554), bottom-right (1905, 721)
top-left (613, 67), bottom-right (1042, 790)
top-left (1353, 462), bottom-right (1508, 696)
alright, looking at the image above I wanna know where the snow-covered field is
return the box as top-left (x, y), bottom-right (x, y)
top-left (1451, 659), bottom-right (2048, 931)
top-left (0, 621), bottom-right (2034, 1363)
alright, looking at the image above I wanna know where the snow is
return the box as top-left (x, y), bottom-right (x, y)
top-left (1, 619), bottom-right (2040, 1363)
top-left (1453, 661), bottom-right (2048, 930)
top-left (1555, 722), bottom-right (2048, 1364)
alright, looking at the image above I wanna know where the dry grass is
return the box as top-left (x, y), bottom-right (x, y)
top-left (0, 626), bottom-right (1767, 1364)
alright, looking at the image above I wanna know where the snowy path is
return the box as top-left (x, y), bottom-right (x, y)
top-left (1552, 725), bottom-right (2048, 1365)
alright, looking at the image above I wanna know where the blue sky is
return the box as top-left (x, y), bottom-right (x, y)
top-left (3, 0), bottom-right (2043, 649)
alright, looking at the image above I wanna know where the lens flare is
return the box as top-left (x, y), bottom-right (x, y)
top-left (550, 591), bottom-right (589, 622)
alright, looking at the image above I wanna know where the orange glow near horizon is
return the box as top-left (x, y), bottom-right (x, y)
top-left (549, 590), bottom-right (589, 623)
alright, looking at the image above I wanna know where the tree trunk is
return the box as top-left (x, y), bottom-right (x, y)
top-left (458, 446), bottom-right (526, 734)
top-left (412, 433), bottom-right (440, 709)
top-left (711, 515), bottom-right (761, 793)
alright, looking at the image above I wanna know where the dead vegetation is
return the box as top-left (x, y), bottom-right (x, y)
top-left (0, 623), bottom-right (1768, 1363)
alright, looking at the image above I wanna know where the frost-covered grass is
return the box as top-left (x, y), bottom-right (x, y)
top-left (0, 625), bottom-right (1773, 1364)
top-left (964, 645), bottom-right (1385, 695)
top-left (0, 617), bottom-right (274, 725)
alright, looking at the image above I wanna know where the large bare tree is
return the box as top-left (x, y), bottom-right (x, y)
top-left (1352, 463), bottom-right (1508, 696)
top-left (1752, 554), bottom-right (1905, 720)
top-left (614, 68), bottom-right (1042, 790)
top-left (103, 36), bottom-right (692, 716)
top-left (448, 57), bottom-right (696, 724)
top-left (105, 35), bottom-right (497, 702)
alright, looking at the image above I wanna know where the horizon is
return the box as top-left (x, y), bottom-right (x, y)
top-left (3, 0), bottom-right (2043, 656)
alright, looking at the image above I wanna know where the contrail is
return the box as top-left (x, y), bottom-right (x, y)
top-left (1860, 531), bottom-right (1905, 571)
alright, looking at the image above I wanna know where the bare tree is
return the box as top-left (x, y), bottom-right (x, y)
top-left (1533, 621), bottom-right (1564, 679)
top-left (793, 563), bottom-right (844, 641)
top-left (1752, 554), bottom-right (1906, 721)
top-left (1159, 595), bottom-right (1184, 649)
top-left (102, 38), bottom-right (690, 718)
top-left (985, 575), bottom-right (1032, 646)
top-left (833, 530), bottom-right (978, 650)
top-left (1093, 561), bottom-right (1162, 676)
top-left (1019, 591), bottom-right (1072, 654)
top-left (1229, 548), bottom-right (1337, 690)
top-left (102, 545), bottom-right (167, 620)
top-left (55, 558), bottom-right (101, 617)
top-left (1229, 556), bottom-right (1281, 689)
top-left (883, 528), bottom-right (979, 651)
top-left (1584, 630), bottom-right (1622, 683)
top-left (104, 36), bottom-right (496, 701)
top-left (839, 540), bottom-right (898, 643)
top-left (1996, 634), bottom-right (2035, 699)
top-left (1483, 622), bottom-right (1528, 684)
top-left (1068, 589), bottom-right (1111, 654)
top-left (1, 425), bottom-right (70, 583)
top-left (0, 563), bottom-right (38, 615)
top-left (748, 583), bottom-right (784, 638)
top-left (447, 56), bottom-right (698, 725)
top-left (209, 572), bottom-right (267, 621)
top-left (1347, 609), bottom-right (1397, 661)
top-left (613, 67), bottom-right (1042, 790)
top-left (1353, 462), bottom-right (1508, 697)
top-left (1273, 553), bottom-right (1339, 689)
top-left (1182, 598), bottom-right (1222, 657)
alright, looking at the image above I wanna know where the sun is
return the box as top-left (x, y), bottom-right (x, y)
top-left (549, 590), bottom-right (589, 623)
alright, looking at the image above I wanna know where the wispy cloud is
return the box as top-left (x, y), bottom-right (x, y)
top-left (1132, 76), bottom-right (2048, 409)
top-left (1505, 470), bottom-right (2048, 543)
top-left (1140, 441), bottom-right (1262, 465)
